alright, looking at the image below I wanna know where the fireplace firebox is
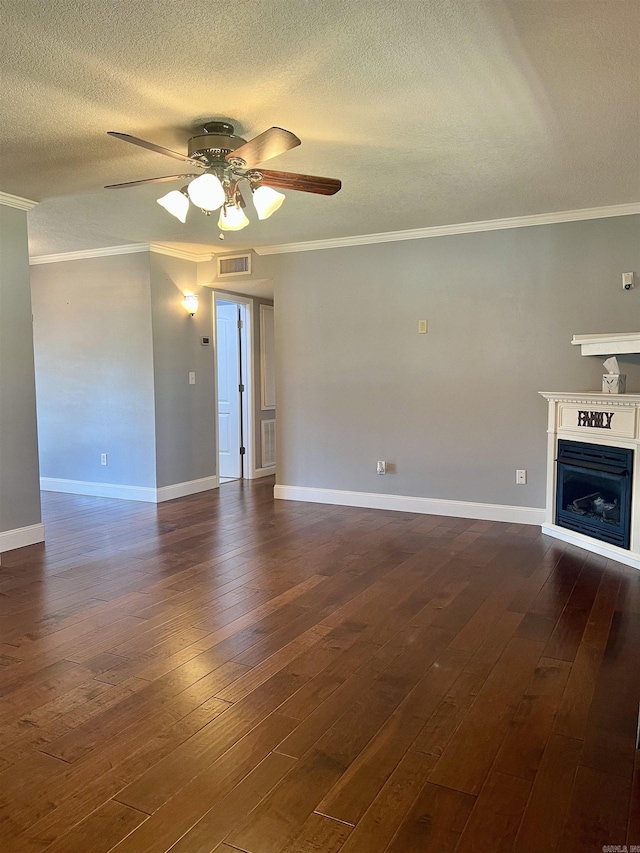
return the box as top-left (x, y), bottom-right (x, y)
top-left (555, 439), bottom-right (633, 549)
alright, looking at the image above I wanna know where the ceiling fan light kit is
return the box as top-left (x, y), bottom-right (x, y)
top-left (107, 121), bottom-right (341, 234)
top-left (157, 189), bottom-right (190, 223)
top-left (218, 204), bottom-right (250, 231)
top-left (252, 185), bottom-right (285, 220)
top-left (186, 172), bottom-right (226, 211)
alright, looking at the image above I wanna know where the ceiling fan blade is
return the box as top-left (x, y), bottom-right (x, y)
top-left (255, 169), bottom-right (341, 196)
top-left (104, 174), bottom-right (199, 189)
top-left (107, 132), bottom-right (205, 168)
top-left (228, 127), bottom-right (301, 168)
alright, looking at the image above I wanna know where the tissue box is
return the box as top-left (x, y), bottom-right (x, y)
top-left (602, 373), bottom-right (626, 393)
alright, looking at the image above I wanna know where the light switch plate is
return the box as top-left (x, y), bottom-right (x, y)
top-left (622, 272), bottom-right (635, 290)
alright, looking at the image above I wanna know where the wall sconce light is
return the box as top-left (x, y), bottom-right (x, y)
top-left (183, 294), bottom-right (199, 316)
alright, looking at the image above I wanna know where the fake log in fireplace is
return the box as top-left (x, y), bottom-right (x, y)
top-left (555, 439), bottom-right (633, 549)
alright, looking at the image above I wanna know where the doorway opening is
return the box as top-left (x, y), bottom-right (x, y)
top-left (214, 294), bottom-right (253, 483)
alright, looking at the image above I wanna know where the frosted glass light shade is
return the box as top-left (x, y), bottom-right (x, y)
top-left (183, 294), bottom-right (198, 315)
top-left (157, 190), bottom-right (189, 223)
top-left (187, 173), bottom-right (225, 211)
top-left (218, 205), bottom-right (250, 231)
top-left (252, 185), bottom-right (285, 220)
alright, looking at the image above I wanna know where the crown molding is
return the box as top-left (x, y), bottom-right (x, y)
top-left (30, 242), bottom-right (215, 266)
top-left (149, 243), bottom-right (213, 263)
top-left (253, 202), bottom-right (640, 256)
top-left (27, 201), bottom-right (640, 265)
top-left (29, 244), bottom-right (149, 265)
top-left (0, 191), bottom-right (38, 211)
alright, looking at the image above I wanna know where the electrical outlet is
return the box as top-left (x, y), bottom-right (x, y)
top-left (516, 469), bottom-right (527, 485)
top-left (189, 372), bottom-right (196, 385)
top-left (101, 453), bottom-right (108, 466)
top-left (376, 461), bottom-right (387, 475)
top-left (418, 319), bottom-right (428, 334)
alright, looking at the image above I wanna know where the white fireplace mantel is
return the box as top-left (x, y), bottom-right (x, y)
top-left (572, 332), bottom-right (640, 356)
top-left (540, 391), bottom-right (640, 570)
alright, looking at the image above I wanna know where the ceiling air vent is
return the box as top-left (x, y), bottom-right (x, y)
top-left (217, 253), bottom-right (251, 278)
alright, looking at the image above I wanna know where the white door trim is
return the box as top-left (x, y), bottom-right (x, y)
top-left (213, 293), bottom-right (255, 481)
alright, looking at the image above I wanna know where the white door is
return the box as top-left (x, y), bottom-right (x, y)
top-left (216, 300), bottom-right (241, 479)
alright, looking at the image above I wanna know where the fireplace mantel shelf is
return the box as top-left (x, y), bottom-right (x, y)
top-left (572, 333), bottom-right (640, 356)
top-left (540, 392), bottom-right (640, 405)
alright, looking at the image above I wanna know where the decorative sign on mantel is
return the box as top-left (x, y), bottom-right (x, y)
top-left (556, 402), bottom-right (636, 438)
top-left (577, 410), bottom-right (614, 429)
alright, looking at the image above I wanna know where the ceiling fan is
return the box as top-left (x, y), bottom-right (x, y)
top-left (105, 121), bottom-right (341, 232)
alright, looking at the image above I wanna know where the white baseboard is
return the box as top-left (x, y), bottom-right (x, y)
top-left (156, 476), bottom-right (219, 502)
top-left (40, 478), bottom-right (157, 502)
top-left (541, 522), bottom-right (640, 570)
top-left (274, 484), bottom-right (545, 526)
top-left (40, 476), bottom-right (219, 504)
top-left (0, 522), bottom-right (46, 553)
top-left (247, 466), bottom-right (276, 480)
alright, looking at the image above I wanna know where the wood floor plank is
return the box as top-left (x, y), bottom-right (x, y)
top-left (276, 639), bottom-right (380, 722)
top-left (412, 610), bottom-right (523, 759)
top-left (542, 556), bottom-right (605, 662)
top-left (512, 733), bottom-right (583, 853)
top-left (578, 594), bottom-right (640, 781)
top-left (15, 698), bottom-right (231, 851)
top-left (168, 752), bottom-right (297, 853)
top-left (627, 751), bottom-right (640, 846)
top-left (427, 636), bottom-right (545, 796)
top-left (40, 660), bottom-right (244, 764)
top-left (0, 483), bottom-right (636, 853)
top-left (385, 780), bottom-right (475, 852)
top-left (323, 750), bottom-right (438, 853)
top-left (493, 656), bottom-right (571, 781)
top-left (275, 621), bottom-right (440, 761)
top-left (113, 704), bottom-right (297, 816)
top-left (316, 646), bottom-right (470, 826)
top-left (113, 748), bottom-right (297, 853)
top-left (280, 812), bottom-right (352, 853)
top-left (554, 570), bottom-right (620, 740)
top-left (453, 770), bottom-right (531, 852)
top-left (558, 765), bottom-right (632, 852)
top-left (38, 799), bottom-right (147, 853)
top-left (225, 747), bottom-right (348, 853)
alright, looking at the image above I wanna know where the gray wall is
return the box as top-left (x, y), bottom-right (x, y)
top-left (260, 215), bottom-right (640, 509)
top-left (31, 253), bottom-right (157, 487)
top-left (150, 253), bottom-right (216, 488)
top-left (0, 205), bottom-right (42, 533)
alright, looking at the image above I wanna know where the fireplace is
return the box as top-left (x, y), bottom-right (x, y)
top-left (540, 392), bottom-right (640, 570)
top-left (555, 439), bottom-right (633, 549)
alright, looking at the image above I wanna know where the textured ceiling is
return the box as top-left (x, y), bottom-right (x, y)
top-left (1, 0), bottom-right (638, 256)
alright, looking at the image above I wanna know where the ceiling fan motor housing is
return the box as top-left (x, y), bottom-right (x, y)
top-left (188, 122), bottom-right (247, 165)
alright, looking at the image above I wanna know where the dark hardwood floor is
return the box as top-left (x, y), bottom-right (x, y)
top-left (0, 478), bottom-right (638, 852)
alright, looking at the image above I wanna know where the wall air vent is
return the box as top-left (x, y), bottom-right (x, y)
top-left (217, 253), bottom-right (252, 278)
top-left (261, 419), bottom-right (276, 468)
